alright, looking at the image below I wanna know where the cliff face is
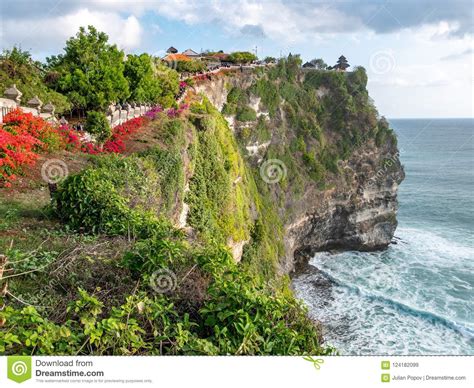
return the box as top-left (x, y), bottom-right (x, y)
top-left (285, 142), bottom-right (404, 272)
top-left (190, 63), bottom-right (404, 273)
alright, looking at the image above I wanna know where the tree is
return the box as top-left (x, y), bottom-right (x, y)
top-left (310, 58), bottom-right (328, 70)
top-left (0, 47), bottom-right (71, 114)
top-left (49, 26), bottom-right (130, 112)
top-left (124, 54), bottom-right (162, 103)
top-left (152, 59), bottom-right (180, 107)
top-left (264, 56), bottom-right (276, 64)
top-left (175, 60), bottom-right (206, 73)
top-left (228, 51), bottom-right (258, 64)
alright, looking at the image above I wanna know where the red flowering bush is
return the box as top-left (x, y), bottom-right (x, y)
top-left (0, 108), bottom-right (69, 186)
top-left (57, 124), bottom-right (82, 151)
top-left (0, 127), bottom-right (40, 186)
top-left (83, 117), bottom-right (149, 155)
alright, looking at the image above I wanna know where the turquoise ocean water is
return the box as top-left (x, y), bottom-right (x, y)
top-left (293, 118), bottom-right (474, 355)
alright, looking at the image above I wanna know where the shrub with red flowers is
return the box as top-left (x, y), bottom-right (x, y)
top-left (0, 108), bottom-right (67, 186)
top-left (57, 124), bottom-right (82, 151)
top-left (82, 117), bottom-right (149, 154)
top-left (0, 103), bottom-right (190, 186)
top-left (2, 108), bottom-right (64, 152)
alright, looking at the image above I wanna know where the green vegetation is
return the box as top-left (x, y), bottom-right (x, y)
top-left (236, 106), bottom-right (257, 122)
top-left (186, 98), bottom-right (252, 243)
top-left (1, 246), bottom-right (331, 355)
top-left (85, 111), bottom-right (111, 144)
top-left (47, 26), bottom-right (130, 112)
top-left (225, 55), bottom-right (393, 191)
top-left (251, 78), bottom-right (280, 117)
top-left (176, 60), bottom-right (206, 74)
top-left (228, 51), bottom-right (258, 64)
top-left (124, 53), bottom-right (178, 105)
top-left (0, 26), bottom-right (180, 118)
top-left (0, 47), bottom-right (70, 114)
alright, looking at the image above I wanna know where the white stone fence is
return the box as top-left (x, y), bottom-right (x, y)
top-left (0, 84), bottom-right (153, 129)
top-left (106, 102), bottom-right (152, 128)
top-left (0, 84), bottom-right (56, 123)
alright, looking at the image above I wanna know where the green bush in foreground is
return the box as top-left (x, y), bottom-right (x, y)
top-left (1, 244), bottom-right (334, 355)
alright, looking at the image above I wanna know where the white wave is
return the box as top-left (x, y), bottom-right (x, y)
top-left (294, 226), bottom-right (474, 355)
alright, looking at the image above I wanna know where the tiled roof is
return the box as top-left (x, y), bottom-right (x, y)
top-left (182, 49), bottom-right (200, 56)
top-left (164, 54), bottom-right (192, 62)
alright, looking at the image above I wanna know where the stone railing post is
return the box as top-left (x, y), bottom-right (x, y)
top-left (107, 103), bottom-right (116, 126)
top-left (4, 84), bottom-right (22, 104)
top-left (40, 101), bottom-right (56, 121)
top-left (123, 103), bottom-right (132, 121)
top-left (27, 95), bottom-right (43, 115)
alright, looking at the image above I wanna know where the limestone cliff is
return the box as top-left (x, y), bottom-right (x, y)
top-left (189, 61), bottom-right (404, 273)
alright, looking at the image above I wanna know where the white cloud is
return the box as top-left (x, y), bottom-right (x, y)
top-left (147, 0), bottom-right (359, 43)
top-left (1, 8), bottom-right (143, 54)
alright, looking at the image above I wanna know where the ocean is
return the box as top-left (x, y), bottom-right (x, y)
top-left (293, 118), bottom-right (474, 355)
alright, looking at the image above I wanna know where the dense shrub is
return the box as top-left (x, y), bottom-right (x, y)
top-left (51, 150), bottom-right (184, 238)
top-left (221, 103), bottom-right (236, 115)
top-left (85, 111), bottom-right (111, 144)
top-left (226, 87), bottom-right (248, 106)
top-left (302, 151), bottom-right (325, 182)
top-left (1, 239), bottom-right (333, 356)
top-left (227, 51), bottom-right (257, 64)
top-left (176, 60), bottom-right (206, 73)
top-left (252, 78), bottom-right (280, 117)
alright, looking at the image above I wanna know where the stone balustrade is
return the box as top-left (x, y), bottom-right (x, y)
top-left (0, 84), bottom-right (152, 128)
top-left (0, 84), bottom-right (57, 123)
top-left (106, 102), bottom-right (152, 127)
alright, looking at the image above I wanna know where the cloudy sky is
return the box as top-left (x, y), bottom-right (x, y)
top-left (1, 0), bottom-right (473, 118)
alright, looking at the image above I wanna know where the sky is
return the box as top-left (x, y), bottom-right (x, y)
top-left (0, 0), bottom-right (473, 118)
